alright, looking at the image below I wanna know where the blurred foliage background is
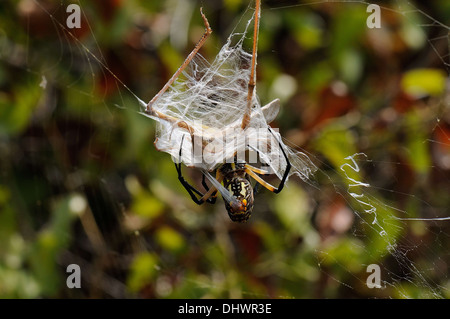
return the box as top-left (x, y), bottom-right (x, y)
top-left (0, 0), bottom-right (449, 298)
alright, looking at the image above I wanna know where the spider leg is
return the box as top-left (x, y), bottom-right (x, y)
top-left (146, 8), bottom-right (212, 136)
top-left (175, 136), bottom-right (217, 204)
top-left (245, 165), bottom-right (270, 175)
top-left (201, 174), bottom-right (208, 190)
top-left (245, 165), bottom-right (266, 195)
top-left (175, 161), bottom-right (216, 204)
top-left (244, 167), bottom-right (277, 193)
top-left (269, 127), bottom-right (291, 193)
top-left (202, 173), bottom-right (218, 204)
top-left (241, 0), bottom-right (261, 130)
top-left (244, 164), bottom-right (268, 194)
top-left (253, 181), bottom-right (261, 194)
top-left (147, 8), bottom-right (212, 112)
top-left (199, 173), bottom-right (222, 203)
top-left (244, 127), bottom-right (291, 194)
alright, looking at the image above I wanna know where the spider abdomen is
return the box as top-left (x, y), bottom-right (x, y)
top-left (223, 174), bottom-right (254, 223)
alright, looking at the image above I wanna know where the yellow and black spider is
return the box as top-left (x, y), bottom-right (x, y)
top-left (145, 0), bottom-right (291, 222)
top-left (175, 130), bottom-right (291, 222)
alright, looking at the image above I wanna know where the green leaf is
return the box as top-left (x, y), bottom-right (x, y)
top-left (160, 41), bottom-right (184, 75)
top-left (224, 0), bottom-right (244, 11)
top-left (127, 252), bottom-right (158, 293)
top-left (0, 186), bottom-right (15, 250)
top-left (273, 183), bottom-right (311, 236)
top-left (320, 237), bottom-right (365, 273)
top-left (28, 195), bottom-right (79, 296)
top-left (291, 12), bottom-right (324, 50)
top-left (401, 68), bottom-right (446, 97)
top-left (313, 123), bottom-right (358, 175)
top-left (0, 80), bottom-right (41, 135)
top-left (131, 191), bottom-right (165, 219)
top-left (405, 110), bottom-right (431, 174)
top-left (155, 226), bottom-right (185, 253)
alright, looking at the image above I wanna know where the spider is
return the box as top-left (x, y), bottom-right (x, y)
top-left (144, 0), bottom-right (292, 222)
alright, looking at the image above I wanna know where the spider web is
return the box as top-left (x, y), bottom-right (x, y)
top-left (140, 6), bottom-right (316, 185)
top-left (0, 0), bottom-right (449, 299)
